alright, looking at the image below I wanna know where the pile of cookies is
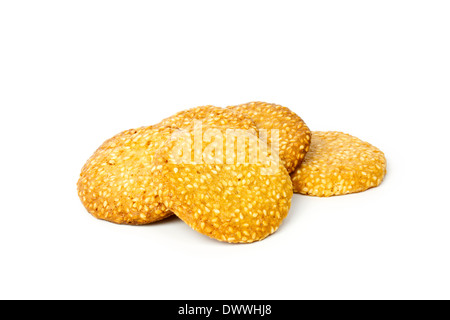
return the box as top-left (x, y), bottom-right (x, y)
top-left (77, 102), bottom-right (386, 243)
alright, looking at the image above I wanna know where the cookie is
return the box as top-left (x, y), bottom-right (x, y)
top-left (77, 125), bottom-right (175, 224)
top-left (227, 101), bottom-right (311, 173)
top-left (290, 131), bottom-right (386, 197)
top-left (151, 125), bottom-right (293, 243)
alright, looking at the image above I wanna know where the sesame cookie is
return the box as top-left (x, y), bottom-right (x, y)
top-left (77, 125), bottom-right (175, 224)
top-left (151, 126), bottom-right (293, 244)
top-left (290, 131), bottom-right (386, 197)
top-left (227, 101), bottom-right (311, 173)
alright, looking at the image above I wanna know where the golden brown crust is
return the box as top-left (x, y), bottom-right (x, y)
top-left (151, 124), bottom-right (293, 244)
top-left (227, 101), bottom-right (311, 173)
top-left (77, 125), bottom-right (174, 224)
top-left (290, 131), bottom-right (386, 197)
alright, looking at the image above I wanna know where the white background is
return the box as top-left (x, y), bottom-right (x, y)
top-left (0, 1), bottom-right (449, 300)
